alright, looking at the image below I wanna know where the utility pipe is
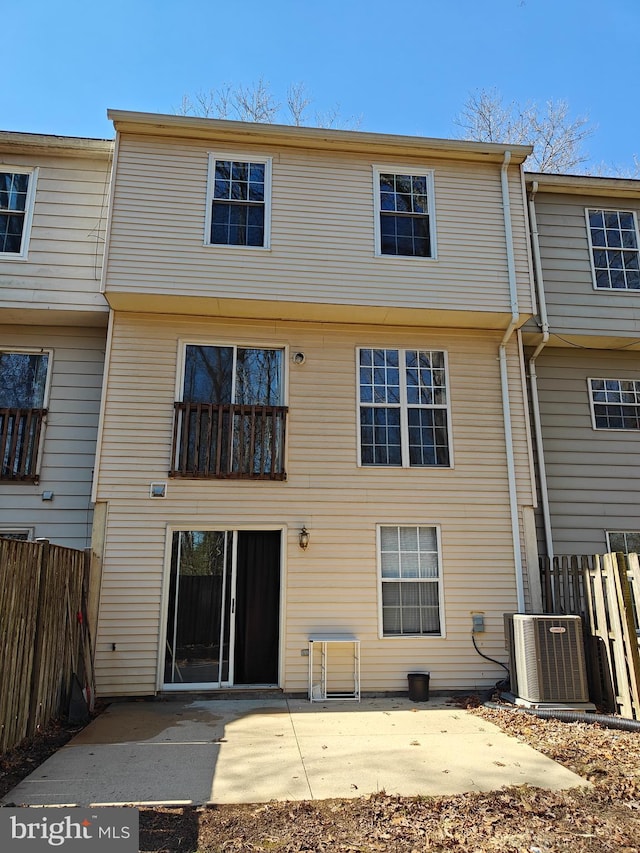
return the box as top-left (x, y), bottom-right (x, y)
top-left (499, 151), bottom-right (525, 612)
top-left (484, 701), bottom-right (640, 733)
top-left (526, 181), bottom-right (554, 560)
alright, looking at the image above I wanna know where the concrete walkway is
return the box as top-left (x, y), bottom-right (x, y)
top-left (2, 697), bottom-right (588, 807)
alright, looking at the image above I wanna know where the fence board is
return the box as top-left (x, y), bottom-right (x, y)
top-left (540, 552), bottom-right (640, 719)
top-left (0, 537), bottom-right (93, 753)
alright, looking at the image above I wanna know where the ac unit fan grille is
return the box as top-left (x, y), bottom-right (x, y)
top-left (511, 615), bottom-right (589, 703)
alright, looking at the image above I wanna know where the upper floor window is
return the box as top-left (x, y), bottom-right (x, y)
top-left (374, 168), bottom-right (435, 258)
top-left (589, 378), bottom-right (640, 430)
top-left (170, 344), bottom-right (287, 479)
top-left (586, 209), bottom-right (640, 290)
top-left (358, 348), bottom-right (451, 467)
top-left (0, 351), bottom-right (50, 481)
top-left (378, 525), bottom-right (443, 637)
top-left (205, 155), bottom-right (272, 248)
top-left (0, 168), bottom-right (37, 258)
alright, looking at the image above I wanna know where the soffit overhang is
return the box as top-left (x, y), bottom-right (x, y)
top-left (108, 109), bottom-right (533, 164)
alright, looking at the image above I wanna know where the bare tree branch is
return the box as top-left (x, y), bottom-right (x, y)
top-left (455, 88), bottom-right (594, 173)
top-left (286, 83), bottom-right (312, 126)
top-left (175, 80), bottom-right (359, 130)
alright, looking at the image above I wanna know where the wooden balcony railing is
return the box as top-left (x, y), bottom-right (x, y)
top-left (0, 408), bottom-right (47, 482)
top-left (170, 402), bottom-right (288, 480)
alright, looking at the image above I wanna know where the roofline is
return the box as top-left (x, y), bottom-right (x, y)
top-left (525, 170), bottom-right (640, 198)
top-left (0, 130), bottom-right (113, 158)
top-left (107, 109), bottom-right (533, 164)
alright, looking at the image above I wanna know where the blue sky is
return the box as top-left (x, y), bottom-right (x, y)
top-left (5, 0), bottom-right (636, 172)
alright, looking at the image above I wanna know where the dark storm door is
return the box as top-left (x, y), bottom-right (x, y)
top-left (234, 530), bottom-right (281, 684)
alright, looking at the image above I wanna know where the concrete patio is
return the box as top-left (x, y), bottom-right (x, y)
top-left (1, 697), bottom-right (588, 807)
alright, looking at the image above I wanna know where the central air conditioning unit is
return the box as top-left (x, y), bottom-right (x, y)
top-left (504, 614), bottom-right (589, 704)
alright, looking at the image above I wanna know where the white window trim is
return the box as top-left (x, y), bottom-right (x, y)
top-left (356, 346), bottom-right (453, 468)
top-left (0, 347), bottom-right (54, 406)
top-left (605, 530), bottom-right (640, 553)
top-left (0, 347), bottom-right (53, 479)
top-left (587, 376), bottom-right (640, 431)
top-left (585, 207), bottom-right (640, 292)
top-left (372, 165), bottom-right (437, 260)
top-left (0, 166), bottom-right (38, 260)
top-left (0, 527), bottom-right (34, 540)
top-left (204, 153), bottom-right (272, 250)
top-left (376, 523), bottom-right (446, 639)
top-left (175, 339), bottom-right (288, 405)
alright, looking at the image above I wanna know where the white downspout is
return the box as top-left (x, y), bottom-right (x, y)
top-left (499, 151), bottom-right (526, 612)
top-left (526, 180), bottom-right (553, 560)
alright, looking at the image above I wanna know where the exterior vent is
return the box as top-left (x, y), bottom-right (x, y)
top-left (506, 614), bottom-right (589, 703)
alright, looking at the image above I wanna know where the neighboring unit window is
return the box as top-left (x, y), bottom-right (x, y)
top-left (607, 530), bottom-right (640, 555)
top-left (0, 169), bottom-right (36, 256)
top-left (606, 531), bottom-right (640, 633)
top-left (587, 209), bottom-right (640, 290)
top-left (358, 348), bottom-right (450, 467)
top-left (379, 525), bottom-right (442, 636)
top-left (589, 378), bottom-right (640, 430)
top-left (0, 528), bottom-right (33, 540)
top-left (375, 169), bottom-right (435, 257)
top-left (0, 351), bottom-right (49, 481)
top-left (171, 344), bottom-right (287, 479)
top-left (207, 156), bottom-right (270, 247)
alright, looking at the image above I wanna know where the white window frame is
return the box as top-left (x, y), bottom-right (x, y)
top-left (0, 348), bottom-right (53, 479)
top-left (376, 524), bottom-right (445, 639)
top-left (588, 377), bottom-right (640, 431)
top-left (204, 153), bottom-right (272, 250)
top-left (0, 166), bottom-right (38, 260)
top-left (0, 527), bottom-right (34, 540)
top-left (606, 530), bottom-right (640, 554)
top-left (356, 347), bottom-right (452, 468)
top-left (373, 165), bottom-right (437, 259)
top-left (176, 340), bottom-right (287, 405)
top-left (585, 207), bottom-right (640, 292)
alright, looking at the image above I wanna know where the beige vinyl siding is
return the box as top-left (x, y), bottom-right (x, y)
top-left (94, 313), bottom-right (533, 696)
top-left (0, 152), bottom-right (110, 314)
top-left (104, 135), bottom-right (533, 321)
top-left (534, 192), bottom-right (640, 340)
top-left (534, 346), bottom-right (640, 555)
top-left (0, 325), bottom-right (106, 548)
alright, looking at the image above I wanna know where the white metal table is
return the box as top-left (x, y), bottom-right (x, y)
top-left (308, 634), bottom-right (360, 701)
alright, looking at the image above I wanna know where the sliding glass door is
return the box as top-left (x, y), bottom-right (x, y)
top-left (164, 529), bottom-right (280, 688)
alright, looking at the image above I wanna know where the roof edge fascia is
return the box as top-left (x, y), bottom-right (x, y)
top-left (0, 131), bottom-right (113, 159)
top-left (526, 170), bottom-right (640, 198)
top-left (108, 109), bottom-right (533, 164)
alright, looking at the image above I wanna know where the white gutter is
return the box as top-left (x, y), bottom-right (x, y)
top-left (526, 180), bottom-right (553, 560)
top-left (499, 151), bottom-right (526, 612)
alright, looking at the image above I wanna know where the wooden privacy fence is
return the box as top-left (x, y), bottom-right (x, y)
top-left (540, 552), bottom-right (640, 719)
top-left (0, 537), bottom-right (94, 753)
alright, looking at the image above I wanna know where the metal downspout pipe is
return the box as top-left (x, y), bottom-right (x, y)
top-left (526, 180), bottom-right (553, 560)
top-left (500, 151), bottom-right (526, 612)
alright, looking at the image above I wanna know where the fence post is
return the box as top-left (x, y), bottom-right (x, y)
top-left (27, 539), bottom-right (50, 737)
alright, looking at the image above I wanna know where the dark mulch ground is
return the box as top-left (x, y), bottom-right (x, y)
top-left (2, 700), bottom-right (639, 852)
top-left (0, 718), bottom-right (87, 801)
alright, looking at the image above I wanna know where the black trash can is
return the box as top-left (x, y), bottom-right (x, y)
top-left (407, 672), bottom-right (430, 702)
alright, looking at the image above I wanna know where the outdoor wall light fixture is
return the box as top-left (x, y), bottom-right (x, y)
top-left (299, 526), bottom-right (310, 550)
